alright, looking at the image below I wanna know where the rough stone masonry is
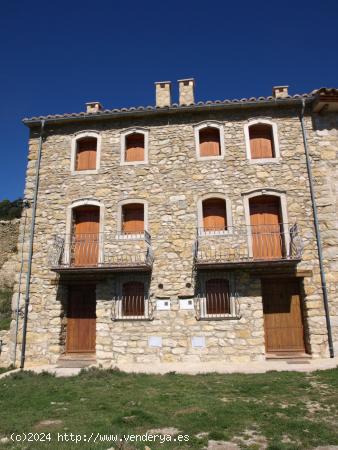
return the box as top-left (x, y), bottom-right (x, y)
top-left (1, 81), bottom-right (337, 368)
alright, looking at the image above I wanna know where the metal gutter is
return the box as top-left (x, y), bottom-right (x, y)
top-left (20, 120), bottom-right (45, 369)
top-left (22, 97), bottom-right (314, 127)
top-left (300, 99), bottom-right (334, 358)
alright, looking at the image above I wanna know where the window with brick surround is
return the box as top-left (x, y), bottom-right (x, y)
top-left (125, 133), bottom-right (145, 162)
top-left (194, 122), bottom-right (225, 160)
top-left (202, 198), bottom-right (227, 232)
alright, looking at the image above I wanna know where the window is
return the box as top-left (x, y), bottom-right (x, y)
top-left (199, 127), bottom-right (221, 157)
top-left (202, 198), bottom-right (227, 232)
top-left (205, 279), bottom-right (230, 315)
top-left (121, 129), bottom-right (148, 165)
top-left (122, 203), bottom-right (144, 234)
top-left (244, 119), bottom-right (280, 161)
top-left (249, 124), bottom-right (274, 159)
top-left (125, 133), bottom-right (145, 162)
top-left (194, 122), bottom-right (225, 160)
top-left (122, 281), bottom-right (145, 317)
top-left (75, 137), bottom-right (97, 171)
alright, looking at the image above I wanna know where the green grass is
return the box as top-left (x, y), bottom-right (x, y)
top-left (0, 368), bottom-right (337, 449)
top-left (0, 287), bottom-right (12, 330)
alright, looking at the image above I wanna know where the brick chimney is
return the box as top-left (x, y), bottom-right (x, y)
top-left (178, 78), bottom-right (195, 105)
top-left (272, 86), bottom-right (289, 99)
top-left (86, 101), bottom-right (103, 113)
top-left (155, 81), bottom-right (172, 107)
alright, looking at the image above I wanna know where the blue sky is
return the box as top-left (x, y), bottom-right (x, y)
top-left (1, 0), bottom-right (337, 200)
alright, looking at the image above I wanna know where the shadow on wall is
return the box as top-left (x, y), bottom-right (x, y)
top-left (312, 113), bottom-right (338, 131)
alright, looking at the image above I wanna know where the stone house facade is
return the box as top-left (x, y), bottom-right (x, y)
top-left (1, 80), bottom-right (338, 368)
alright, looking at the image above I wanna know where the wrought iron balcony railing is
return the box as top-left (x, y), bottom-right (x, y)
top-left (194, 294), bottom-right (241, 320)
top-left (49, 231), bottom-right (153, 272)
top-left (111, 296), bottom-right (154, 321)
top-left (194, 223), bottom-right (303, 267)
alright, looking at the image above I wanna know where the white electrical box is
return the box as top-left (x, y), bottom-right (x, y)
top-left (179, 298), bottom-right (194, 310)
top-left (148, 336), bottom-right (162, 348)
top-left (192, 336), bottom-right (205, 348)
top-left (156, 299), bottom-right (171, 311)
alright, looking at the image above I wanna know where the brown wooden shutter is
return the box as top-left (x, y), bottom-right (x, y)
top-left (202, 198), bottom-right (227, 231)
top-left (249, 196), bottom-right (282, 259)
top-left (72, 206), bottom-right (100, 266)
top-left (122, 281), bottom-right (145, 316)
top-left (122, 204), bottom-right (144, 233)
top-left (206, 279), bottom-right (230, 314)
top-left (199, 127), bottom-right (221, 157)
top-left (76, 138), bottom-right (97, 170)
top-left (249, 125), bottom-right (274, 159)
top-left (125, 133), bottom-right (145, 162)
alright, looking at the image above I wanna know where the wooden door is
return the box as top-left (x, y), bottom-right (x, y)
top-left (249, 124), bottom-right (274, 159)
top-left (72, 206), bottom-right (99, 266)
top-left (122, 204), bottom-right (144, 234)
top-left (203, 198), bottom-right (227, 232)
top-left (262, 278), bottom-right (306, 353)
top-left (205, 279), bottom-right (230, 315)
top-left (67, 286), bottom-right (96, 353)
top-left (122, 281), bottom-right (145, 316)
top-left (250, 196), bottom-right (283, 259)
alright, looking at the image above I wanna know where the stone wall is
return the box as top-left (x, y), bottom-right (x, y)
top-left (310, 113), bottom-right (338, 354)
top-left (9, 105), bottom-right (337, 366)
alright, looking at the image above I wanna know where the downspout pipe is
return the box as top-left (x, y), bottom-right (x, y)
top-left (300, 99), bottom-right (334, 358)
top-left (20, 120), bottom-right (45, 369)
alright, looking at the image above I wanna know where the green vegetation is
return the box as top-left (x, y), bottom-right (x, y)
top-left (0, 287), bottom-right (12, 330)
top-left (0, 368), bottom-right (337, 449)
top-left (0, 199), bottom-right (23, 221)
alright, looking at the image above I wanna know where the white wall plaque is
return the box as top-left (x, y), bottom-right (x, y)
top-left (192, 336), bottom-right (205, 348)
top-left (156, 299), bottom-right (170, 311)
top-left (179, 299), bottom-right (194, 310)
top-left (148, 336), bottom-right (162, 348)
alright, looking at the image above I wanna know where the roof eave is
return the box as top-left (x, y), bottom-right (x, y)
top-left (22, 96), bottom-right (314, 128)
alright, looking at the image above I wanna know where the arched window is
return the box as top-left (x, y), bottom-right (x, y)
top-left (122, 281), bottom-right (145, 316)
top-left (205, 279), bottom-right (230, 315)
top-left (125, 133), bottom-right (145, 162)
top-left (194, 122), bottom-right (225, 160)
top-left (121, 129), bottom-right (148, 165)
top-left (249, 124), bottom-right (275, 159)
top-left (202, 198), bottom-right (227, 232)
top-left (122, 203), bottom-right (144, 234)
top-left (75, 137), bottom-right (98, 170)
top-left (199, 127), bottom-right (221, 157)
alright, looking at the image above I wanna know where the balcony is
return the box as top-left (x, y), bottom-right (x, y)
top-left (194, 223), bottom-right (303, 269)
top-left (49, 231), bottom-right (153, 274)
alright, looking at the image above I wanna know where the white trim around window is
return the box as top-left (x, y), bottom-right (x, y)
top-left (194, 121), bottom-right (225, 161)
top-left (117, 198), bottom-right (149, 239)
top-left (70, 131), bottom-right (101, 175)
top-left (244, 118), bottom-right (280, 163)
top-left (197, 193), bottom-right (233, 236)
top-left (120, 128), bottom-right (149, 166)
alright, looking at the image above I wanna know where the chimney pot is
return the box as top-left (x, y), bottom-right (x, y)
top-left (272, 85), bottom-right (289, 99)
top-left (155, 81), bottom-right (172, 107)
top-left (86, 101), bottom-right (103, 113)
top-left (178, 78), bottom-right (195, 105)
